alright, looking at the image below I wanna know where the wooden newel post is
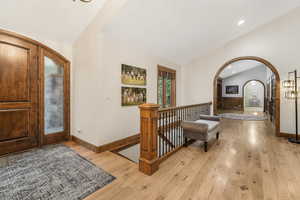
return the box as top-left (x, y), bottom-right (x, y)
top-left (139, 103), bottom-right (160, 175)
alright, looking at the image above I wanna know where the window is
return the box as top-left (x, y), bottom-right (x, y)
top-left (157, 65), bottom-right (176, 108)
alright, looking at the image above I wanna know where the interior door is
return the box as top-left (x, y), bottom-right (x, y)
top-left (0, 33), bottom-right (38, 155)
top-left (40, 49), bottom-right (70, 145)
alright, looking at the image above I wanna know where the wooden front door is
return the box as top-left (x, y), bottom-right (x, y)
top-left (0, 33), bottom-right (39, 155)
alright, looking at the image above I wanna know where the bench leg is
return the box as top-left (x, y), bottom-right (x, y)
top-left (216, 132), bottom-right (219, 140)
top-left (204, 141), bottom-right (208, 152)
top-left (184, 137), bottom-right (188, 147)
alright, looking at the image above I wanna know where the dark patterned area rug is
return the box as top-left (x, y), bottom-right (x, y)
top-left (0, 144), bottom-right (115, 200)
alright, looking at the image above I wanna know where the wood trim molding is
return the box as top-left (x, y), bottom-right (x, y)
top-left (71, 135), bottom-right (99, 152)
top-left (157, 65), bottom-right (177, 107)
top-left (279, 132), bottom-right (297, 138)
top-left (158, 102), bottom-right (212, 112)
top-left (39, 48), bottom-right (70, 146)
top-left (158, 65), bottom-right (176, 73)
top-left (71, 134), bottom-right (140, 153)
top-left (213, 56), bottom-right (281, 136)
top-left (99, 134), bottom-right (140, 153)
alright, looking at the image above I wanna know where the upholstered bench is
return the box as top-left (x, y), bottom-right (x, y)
top-left (182, 115), bottom-right (221, 152)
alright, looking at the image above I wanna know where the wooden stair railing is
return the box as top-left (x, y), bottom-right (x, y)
top-left (158, 133), bottom-right (175, 149)
top-left (139, 102), bottom-right (212, 175)
top-left (139, 104), bottom-right (160, 175)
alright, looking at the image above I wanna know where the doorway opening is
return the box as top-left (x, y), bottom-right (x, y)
top-left (243, 80), bottom-right (265, 112)
top-left (213, 56), bottom-right (280, 136)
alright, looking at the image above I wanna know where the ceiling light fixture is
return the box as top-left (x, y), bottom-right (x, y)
top-left (73, 0), bottom-right (92, 3)
top-left (237, 19), bottom-right (245, 26)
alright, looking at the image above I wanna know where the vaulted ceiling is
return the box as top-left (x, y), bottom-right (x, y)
top-left (0, 0), bottom-right (107, 44)
top-left (1, 0), bottom-right (300, 64)
top-left (105, 0), bottom-right (300, 64)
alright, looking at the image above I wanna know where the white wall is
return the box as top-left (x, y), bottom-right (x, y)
top-left (222, 66), bottom-right (267, 98)
top-left (183, 7), bottom-right (300, 134)
top-left (72, 2), bottom-right (182, 146)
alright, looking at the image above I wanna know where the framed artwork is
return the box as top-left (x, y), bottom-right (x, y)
top-left (121, 64), bottom-right (146, 86)
top-left (122, 87), bottom-right (146, 106)
top-left (226, 85), bottom-right (239, 94)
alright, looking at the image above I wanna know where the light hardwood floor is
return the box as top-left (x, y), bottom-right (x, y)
top-left (65, 118), bottom-right (300, 200)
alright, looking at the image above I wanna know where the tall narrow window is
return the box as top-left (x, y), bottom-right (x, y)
top-left (157, 65), bottom-right (176, 108)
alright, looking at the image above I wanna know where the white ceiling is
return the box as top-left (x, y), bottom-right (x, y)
top-left (219, 60), bottom-right (264, 78)
top-left (105, 0), bottom-right (300, 64)
top-left (0, 0), bottom-right (107, 45)
top-left (1, 0), bottom-right (300, 64)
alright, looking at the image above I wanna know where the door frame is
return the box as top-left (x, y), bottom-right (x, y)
top-left (242, 79), bottom-right (266, 112)
top-left (39, 48), bottom-right (70, 145)
top-left (213, 56), bottom-right (280, 136)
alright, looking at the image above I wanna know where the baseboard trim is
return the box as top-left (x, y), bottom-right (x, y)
top-left (99, 134), bottom-right (140, 153)
top-left (71, 134), bottom-right (140, 153)
top-left (279, 132), bottom-right (297, 138)
top-left (71, 135), bottom-right (99, 152)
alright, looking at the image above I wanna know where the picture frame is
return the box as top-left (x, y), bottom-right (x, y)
top-left (226, 85), bottom-right (239, 94)
top-left (121, 64), bottom-right (146, 86)
top-left (121, 87), bottom-right (146, 106)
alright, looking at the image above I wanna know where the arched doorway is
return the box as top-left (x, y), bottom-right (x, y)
top-left (213, 56), bottom-right (280, 136)
top-left (243, 80), bottom-right (265, 112)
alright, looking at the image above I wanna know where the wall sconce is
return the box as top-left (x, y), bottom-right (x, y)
top-left (283, 70), bottom-right (300, 144)
top-left (285, 90), bottom-right (299, 99)
top-left (282, 80), bottom-right (295, 88)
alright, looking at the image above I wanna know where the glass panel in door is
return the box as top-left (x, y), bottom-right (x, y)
top-left (44, 56), bottom-right (64, 135)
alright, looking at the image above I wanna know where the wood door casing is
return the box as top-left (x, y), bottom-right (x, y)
top-left (157, 65), bottom-right (176, 108)
top-left (39, 48), bottom-right (70, 145)
top-left (217, 78), bottom-right (222, 109)
top-left (0, 33), bottom-right (39, 155)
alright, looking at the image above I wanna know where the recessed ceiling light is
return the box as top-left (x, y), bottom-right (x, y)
top-left (238, 19), bottom-right (245, 26)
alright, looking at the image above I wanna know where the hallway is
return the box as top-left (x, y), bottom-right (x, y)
top-left (66, 118), bottom-right (299, 200)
